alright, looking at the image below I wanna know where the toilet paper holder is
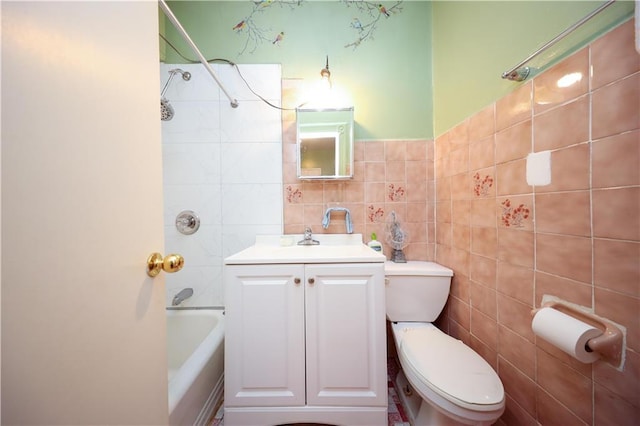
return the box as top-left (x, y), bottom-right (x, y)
top-left (531, 299), bottom-right (625, 369)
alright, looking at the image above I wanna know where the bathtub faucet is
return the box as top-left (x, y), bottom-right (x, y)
top-left (172, 288), bottom-right (194, 306)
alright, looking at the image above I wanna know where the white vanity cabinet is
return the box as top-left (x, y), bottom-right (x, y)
top-left (223, 235), bottom-right (387, 426)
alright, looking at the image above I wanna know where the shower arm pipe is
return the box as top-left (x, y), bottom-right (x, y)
top-left (501, 0), bottom-right (615, 81)
top-left (158, 0), bottom-right (239, 108)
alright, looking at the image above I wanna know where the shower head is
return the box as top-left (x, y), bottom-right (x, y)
top-left (161, 98), bottom-right (174, 121)
top-left (160, 68), bottom-right (192, 121)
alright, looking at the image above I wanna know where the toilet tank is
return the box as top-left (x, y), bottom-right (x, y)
top-left (385, 261), bottom-right (454, 322)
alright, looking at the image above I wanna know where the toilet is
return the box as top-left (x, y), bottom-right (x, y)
top-left (385, 261), bottom-right (505, 426)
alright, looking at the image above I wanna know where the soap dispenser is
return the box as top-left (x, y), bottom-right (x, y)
top-left (367, 232), bottom-right (383, 254)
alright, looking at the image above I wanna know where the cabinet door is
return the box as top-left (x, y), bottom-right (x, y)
top-left (305, 263), bottom-right (387, 407)
top-left (225, 264), bottom-right (306, 407)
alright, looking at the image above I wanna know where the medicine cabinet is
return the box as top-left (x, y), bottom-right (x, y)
top-left (296, 107), bottom-right (354, 180)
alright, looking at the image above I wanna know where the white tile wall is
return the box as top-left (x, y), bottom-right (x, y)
top-left (161, 63), bottom-right (283, 307)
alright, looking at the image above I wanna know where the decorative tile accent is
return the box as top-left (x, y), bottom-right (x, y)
top-left (473, 172), bottom-right (494, 197)
top-left (368, 204), bottom-right (385, 222)
top-left (500, 199), bottom-right (530, 228)
top-left (388, 183), bottom-right (406, 201)
top-left (285, 185), bottom-right (302, 203)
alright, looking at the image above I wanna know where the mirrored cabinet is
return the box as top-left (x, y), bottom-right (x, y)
top-left (296, 107), bottom-right (354, 180)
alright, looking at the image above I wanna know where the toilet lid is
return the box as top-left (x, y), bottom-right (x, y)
top-left (401, 327), bottom-right (504, 406)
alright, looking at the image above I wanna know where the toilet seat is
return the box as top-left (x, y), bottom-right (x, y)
top-left (392, 322), bottom-right (505, 424)
top-left (401, 327), bottom-right (504, 408)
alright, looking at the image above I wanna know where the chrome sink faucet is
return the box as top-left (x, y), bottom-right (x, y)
top-left (322, 207), bottom-right (353, 234)
top-left (298, 227), bottom-right (320, 245)
top-left (172, 287), bottom-right (194, 306)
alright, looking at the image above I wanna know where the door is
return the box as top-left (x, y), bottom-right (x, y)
top-left (2, 2), bottom-right (169, 424)
top-left (224, 264), bottom-right (306, 408)
top-left (305, 263), bottom-right (387, 407)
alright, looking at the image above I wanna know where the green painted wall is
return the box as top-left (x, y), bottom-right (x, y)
top-left (162, 0), bottom-right (433, 140)
top-left (432, 0), bottom-right (634, 136)
top-left (161, 1), bottom-right (634, 140)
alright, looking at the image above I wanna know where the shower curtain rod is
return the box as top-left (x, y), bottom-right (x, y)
top-left (501, 0), bottom-right (616, 81)
top-left (159, 0), bottom-right (239, 108)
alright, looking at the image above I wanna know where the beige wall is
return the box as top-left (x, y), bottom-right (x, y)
top-left (282, 19), bottom-right (639, 425)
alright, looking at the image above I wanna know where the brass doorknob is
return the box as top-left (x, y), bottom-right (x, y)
top-left (146, 252), bottom-right (185, 277)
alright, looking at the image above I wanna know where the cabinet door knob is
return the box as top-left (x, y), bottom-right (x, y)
top-left (294, 278), bottom-right (301, 285)
top-left (308, 277), bottom-right (315, 285)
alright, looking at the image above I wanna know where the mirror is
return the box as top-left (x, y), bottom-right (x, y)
top-left (296, 107), bottom-right (354, 180)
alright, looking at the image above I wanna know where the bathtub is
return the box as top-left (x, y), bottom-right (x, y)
top-left (167, 308), bottom-right (225, 426)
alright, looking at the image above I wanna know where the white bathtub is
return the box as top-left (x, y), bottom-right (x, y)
top-left (167, 308), bottom-right (225, 426)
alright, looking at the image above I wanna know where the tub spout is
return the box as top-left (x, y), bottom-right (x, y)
top-left (172, 288), bottom-right (194, 306)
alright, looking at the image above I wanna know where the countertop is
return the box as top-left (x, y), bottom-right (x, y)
top-left (224, 234), bottom-right (386, 265)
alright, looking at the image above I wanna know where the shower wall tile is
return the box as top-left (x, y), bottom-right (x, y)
top-left (220, 142), bottom-right (282, 183)
top-left (537, 347), bottom-right (593, 424)
top-left (497, 228), bottom-right (534, 269)
top-left (501, 395), bottom-right (536, 426)
top-left (165, 265), bottom-right (221, 307)
top-left (469, 135), bottom-right (495, 171)
top-left (471, 226), bottom-right (497, 259)
top-left (594, 287), bottom-right (640, 352)
top-left (592, 187), bottom-right (640, 241)
top-left (470, 307), bottom-right (497, 348)
top-left (495, 120), bottom-right (531, 164)
top-left (162, 63), bottom-right (283, 308)
top-left (592, 72), bottom-right (640, 139)
top-left (497, 357), bottom-right (536, 417)
top-left (496, 293), bottom-right (534, 342)
top-left (221, 100), bottom-right (282, 143)
top-left (593, 238), bottom-right (640, 298)
top-left (163, 184), bottom-right (221, 225)
top-left (594, 383), bottom-right (640, 426)
top-left (536, 233), bottom-right (592, 283)
top-left (495, 81), bottom-right (532, 131)
top-left (595, 348), bottom-right (640, 409)
top-left (468, 104), bottom-right (495, 142)
top-left (496, 262), bottom-right (533, 306)
top-left (161, 101), bottom-right (222, 143)
top-left (535, 191), bottom-right (591, 237)
top-left (591, 20), bottom-right (640, 90)
top-left (470, 280), bottom-right (497, 320)
top-left (536, 387), bottom-right (585, 426)
top-left (535, 143), bottom-right (590, 193)
top-left (496, 159), bottom-right (529, 196)
top-left (533, 95), bottom-right (589, 151)
top-left (364, 141), bottom-right (385, 160)
top-left (469, 254), bottom-right (496, 288)
top-left (165, 224), bottom-right (222, 266)
top-left (217, 64), bottom-right (282, 101)
top-left (535, 271), bottom-right (592, 308)
top-left (221, 183), bottom-right (283, 225)
top-left (436, 19), bottom-right (639, 425)
top-left (498, 325), bottom-right (535, 379)
top-left (592, 130), bottom-right (640, 188)
top-left (533, 47), bottom-right (589, 114)
top-left (162, 143), bottom-right (221, 184)
top-left (222, 224), bottom-right (283, 258)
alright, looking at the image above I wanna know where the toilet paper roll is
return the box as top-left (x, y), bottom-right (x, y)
top-left (532, 307), bottom-right (602, 363)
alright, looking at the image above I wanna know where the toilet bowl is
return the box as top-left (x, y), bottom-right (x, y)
top-left (385, 261), bottom-right (505, 426)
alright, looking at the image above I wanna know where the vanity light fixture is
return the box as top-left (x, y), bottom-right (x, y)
top-left (320, 56), bottom-right (332, 89)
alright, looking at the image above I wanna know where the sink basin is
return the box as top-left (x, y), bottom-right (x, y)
top-left (224, 234), bottom-right (385, 264)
